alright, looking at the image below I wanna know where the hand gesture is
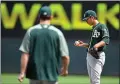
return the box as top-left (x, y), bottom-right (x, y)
top-left (18, 73), bottom-right (25, 83)
top-left (74, 40), bottom-right (84, 47)
top-left (60, 68), bottom-right (68, 76)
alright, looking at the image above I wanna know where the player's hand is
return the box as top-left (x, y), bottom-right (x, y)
top-left (18, 73), bottom-right (25, 83)
top-left (60, 68), bottom-right (68, 76)
top-left (74, 40), bottom-right (84, 47)
top-left (93, 44), bottom-right (99, 51)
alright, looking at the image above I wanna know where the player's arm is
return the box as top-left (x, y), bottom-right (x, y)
top-left (18, 29), bottom-right (30, 82)
top-left (94, 41), bottom-right (106, 49)
top-left (94, 37), bottom-right (109, 49)
top-left (74, 40), bottom-right (89, 48)
top-left (18, 52), bottom-right (29, 82)
top-left (59, 32), bottom-right (70, 76)
top-left (20, 52), bottom-right (29, 75)
top-left (81, 43), bottom-right (89, 48)
top-left (94, 25), bottom-right (110, 49)
top-left (61, 56), bottom-right (70, 76)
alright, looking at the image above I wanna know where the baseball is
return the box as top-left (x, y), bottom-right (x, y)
top-left (75, 41), bottom-right (79, 45)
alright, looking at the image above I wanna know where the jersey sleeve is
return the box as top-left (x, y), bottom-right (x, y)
top-left (19, 29), bottom-right (30, 53)
top-left (101, 24), bottom-right (110, 45)
top-left (59, 32), bottom-right (69, 57)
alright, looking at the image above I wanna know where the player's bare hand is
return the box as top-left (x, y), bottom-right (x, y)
top-left (74, 40), bottom-right (84, 47)
top-left (18, 73), bottom-right (25, 83)
top-left (60, 68), bottom-right (68, 76)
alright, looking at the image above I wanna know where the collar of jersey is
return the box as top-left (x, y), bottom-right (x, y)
top-left (92, 23), bottom-right (100, 29)
top-left (40, 24), bottom-right (50, 29)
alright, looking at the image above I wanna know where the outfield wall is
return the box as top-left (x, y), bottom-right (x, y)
top-left (1, 38), bottom-right (119, 76)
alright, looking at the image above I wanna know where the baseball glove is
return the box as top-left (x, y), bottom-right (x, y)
top-left (88, 47), bottom-right (99, 59)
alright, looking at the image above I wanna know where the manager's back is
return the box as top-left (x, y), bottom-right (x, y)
top-left (18, 6), bottom-right (69, 84)
top-left (26, 24), bottom-right (64, 81)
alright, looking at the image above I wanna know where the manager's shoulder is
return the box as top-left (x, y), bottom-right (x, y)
top-left (50, 25), bottom-right (63, 35)
top-left (27, 24), bottom-right (40, 32)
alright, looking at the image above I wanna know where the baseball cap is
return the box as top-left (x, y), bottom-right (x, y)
top-left (39, 6), bottom-right (51, 17)
top-left (83, 10), bottom-right (97, 21)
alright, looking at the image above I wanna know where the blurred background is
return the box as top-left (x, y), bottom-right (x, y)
top-left (1, 1), bottom-right (119, 84)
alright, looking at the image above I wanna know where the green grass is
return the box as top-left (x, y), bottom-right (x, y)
top-left (1, 74), bottom-right (119, 84)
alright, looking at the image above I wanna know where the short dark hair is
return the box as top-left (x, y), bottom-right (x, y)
top-left (40, 15), bottom-right (51, 20)
top-left (37, 14), bottom-right (51, 21)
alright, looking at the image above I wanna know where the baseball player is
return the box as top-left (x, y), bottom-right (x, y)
top-left (74, 10), bottom-right (110, 84)
top-left (18, 6), bottom-right (70, 84)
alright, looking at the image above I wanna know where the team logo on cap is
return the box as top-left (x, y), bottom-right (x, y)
top-left (43, 12), bottom-right (47, 15)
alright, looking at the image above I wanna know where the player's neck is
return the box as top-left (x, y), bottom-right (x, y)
top-left (93, 20), bottom-right (99, 26)
top-left (39, 20), bottom-right (51, 25)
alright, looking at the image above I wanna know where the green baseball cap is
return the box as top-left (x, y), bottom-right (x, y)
top-left (39, 6), bottom-right (51, 17)
top-left (83, 10), bottom-right (97, 21)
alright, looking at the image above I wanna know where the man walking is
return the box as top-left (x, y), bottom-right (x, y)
top-left (74, 10), bottom-right (110, 84)
top-left (18, 6), bottom-right (70, 84)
